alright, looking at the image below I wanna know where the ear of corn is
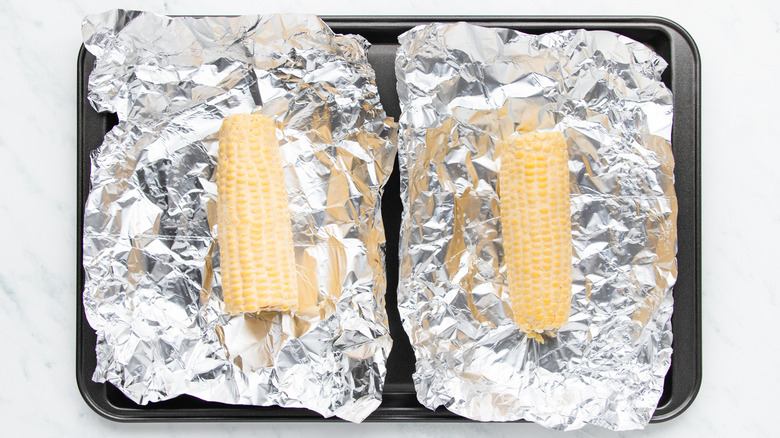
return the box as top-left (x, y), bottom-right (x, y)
top-left (217, 114), bottom-right (298, 314)
top-left (500, 131), bottom-right (572, 335)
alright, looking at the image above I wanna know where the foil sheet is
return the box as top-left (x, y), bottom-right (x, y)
top-left (396, 23), bottom-right (676, 430)
top-left (81, 10), bottom-right (396, 422)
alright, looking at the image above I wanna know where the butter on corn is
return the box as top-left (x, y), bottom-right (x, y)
top-left (500, 131), bottom-right (572, 335)
top-left (217, 114), bottom-right (298, 314)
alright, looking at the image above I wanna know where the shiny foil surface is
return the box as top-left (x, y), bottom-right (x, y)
top-left (396, 23), bottom-right (676, 430)
top-left (81, 10), bottom-right (396, 422)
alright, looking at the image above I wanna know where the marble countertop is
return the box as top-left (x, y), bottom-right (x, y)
top-left (1, 0), bottom-right (777, 436)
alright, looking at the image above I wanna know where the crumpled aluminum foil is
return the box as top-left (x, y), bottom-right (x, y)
top-left (396, 23), bottom-right (676, 430)
top-left (81, 10), bottom-right (396, 423)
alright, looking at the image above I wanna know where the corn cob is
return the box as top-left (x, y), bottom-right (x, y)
top-left (500, 131), bottom-right (571, 335)
top-left (217, 114), bottom-right (298, 314)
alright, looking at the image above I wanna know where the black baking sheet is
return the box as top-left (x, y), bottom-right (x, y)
top-left (77, 16), bottom-right (701, 423)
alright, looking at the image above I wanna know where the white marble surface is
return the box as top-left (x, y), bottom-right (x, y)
top-left (1, 0), bottom-right (778, 435)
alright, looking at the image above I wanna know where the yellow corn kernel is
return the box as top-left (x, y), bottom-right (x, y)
top-left (217, 114), bottom-right (298, 314)
top-left (500, 131), bottom-right (571, 334)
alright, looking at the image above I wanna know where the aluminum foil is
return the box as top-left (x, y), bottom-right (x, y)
top-left (396, 23), bottom-right (676, 430)
top-left (81, 10), bottom-right (396, 422)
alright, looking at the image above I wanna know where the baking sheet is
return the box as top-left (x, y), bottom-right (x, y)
top-left (77, 16), bottom-right (701, 422)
